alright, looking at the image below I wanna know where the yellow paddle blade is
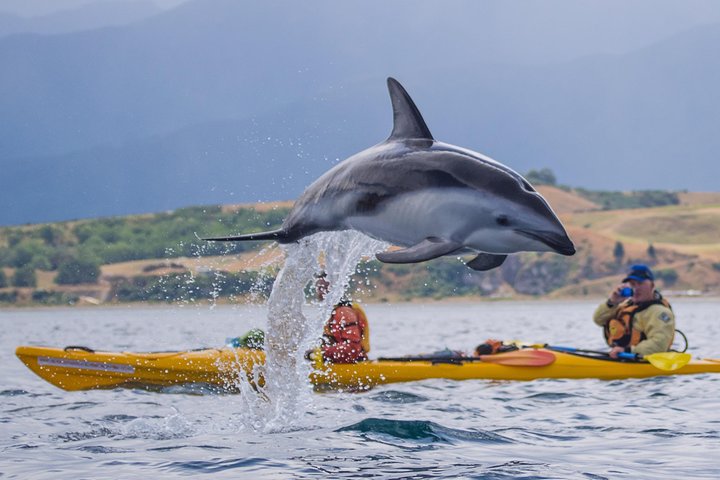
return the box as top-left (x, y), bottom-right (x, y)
top-left (644, 352), bottom-right (692, 371)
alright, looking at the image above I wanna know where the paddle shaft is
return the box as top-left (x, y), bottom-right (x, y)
top-left (544, 345), bottom-right (638, 360)
top-left (378, 355), bottom-right (507, 363)
top-left (532, 343), bottom-right (692, 371)
top-left (378, 349), bottom-right (555, 367)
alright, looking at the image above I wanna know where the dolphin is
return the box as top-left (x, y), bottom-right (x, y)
top-left (205, 77), bottom-right (575, 270)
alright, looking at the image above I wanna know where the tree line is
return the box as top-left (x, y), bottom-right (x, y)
top-left (0, 205), bottom-right (289, 287)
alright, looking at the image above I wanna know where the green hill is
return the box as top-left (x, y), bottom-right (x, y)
top-left (2, 190), bottom-right (720, 306)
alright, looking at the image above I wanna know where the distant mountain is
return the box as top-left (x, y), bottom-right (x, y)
top-left (2, 0), bottom-right (720, 225)
top-left (4, 0), bottom-right (720, 158)
top-left (0, 1), bottom-right (162, 37)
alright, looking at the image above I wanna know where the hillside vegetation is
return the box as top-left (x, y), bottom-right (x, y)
top-left (2, 187), bottom-right (720, 306)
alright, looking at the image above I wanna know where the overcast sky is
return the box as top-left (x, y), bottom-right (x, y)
top-left (3, 1), bottom-right (720, 62)
top-left (0, 0), bottom-right (188, 16)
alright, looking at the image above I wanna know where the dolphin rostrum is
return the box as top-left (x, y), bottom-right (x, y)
top-left (205, 78), bottom-right (575, 270)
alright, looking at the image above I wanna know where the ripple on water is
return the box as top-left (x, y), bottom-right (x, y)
top-left (337, 418), bottom-right (514, 445)
top-left (147, 444), bottom-right (232, 452)
top-left (640, 428), bottom-right (720, 439)
top-left (54, 427), bottom-right (114, 442)
top-left (521, 392), bottom-right (584, 402)
top-left (100, 414), bottom-right (138, 422)
top-left (369, 390), bottom-right (430, 404)
top-left (120, 414), bottom-right (196, 440)
top-left (298, 456), bottom-right (566, 480)
top-left (0, 389), bottom-right (30, 396)
top-left (74, 445), bottom-right (131, 454)
top-left (159, 456), bottom-right (283, 474)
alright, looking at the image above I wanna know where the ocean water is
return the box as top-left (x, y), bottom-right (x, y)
top-left (2, 299), bottom-right (720, 479)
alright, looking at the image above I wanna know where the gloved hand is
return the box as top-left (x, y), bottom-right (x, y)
top-left (304, 348), bottom-right (320, 361)
top-left (474, 339), bottom-right (503, 356)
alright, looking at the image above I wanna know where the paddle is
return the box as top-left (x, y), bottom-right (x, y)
top-left (378, 349), bottom-right (555, 367)
top-left (520, 343), bottom-right (691, 371)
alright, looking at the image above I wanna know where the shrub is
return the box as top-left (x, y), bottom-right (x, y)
top-left (0, 291), bottom-right (18, 303)
top-left (655, 268), bottom-right (679, 287)
top-left (32, 290), bottom-right (79, 305)
top-left (55, 258), bottom-right (101, 285)
top-left (525, 168), bottom-right (557, 186)
top-left (613, 241), bottom-right (625, 264)
top-left (574, 189), bottom-right (680, 210)
top-left (12, 266), bottom-right (37, 287)
top-left (110, 271), bottom-right (274, 303)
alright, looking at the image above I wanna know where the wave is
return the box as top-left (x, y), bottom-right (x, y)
top-left (369, 390), bottom-right (429, 404)
top-left (337, 418), bottom-right (513, 444)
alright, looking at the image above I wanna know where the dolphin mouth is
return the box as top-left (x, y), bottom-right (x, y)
top-left (515, 229), bottom-right (576, 256)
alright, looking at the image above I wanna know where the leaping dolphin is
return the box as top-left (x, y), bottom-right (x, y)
top-left (205, 77), bottom-right (575, 271)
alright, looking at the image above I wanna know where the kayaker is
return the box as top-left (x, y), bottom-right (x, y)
top-left (230, 274), bottom-right (370, 363)
top-left (593, 264), bottom-right (675, 359)
top-left (227, 328), bottom-right (265, 349)
top-left (314, 271), bottom-right (370, 363)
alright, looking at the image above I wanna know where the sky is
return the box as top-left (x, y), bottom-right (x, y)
top-left (1, 0), bottom-right (719, 224)
top-left (0, 0), bottom-right (189, 16)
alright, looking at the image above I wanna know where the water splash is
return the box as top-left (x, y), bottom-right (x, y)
top-left (234, 231), bottom-right (386, 431)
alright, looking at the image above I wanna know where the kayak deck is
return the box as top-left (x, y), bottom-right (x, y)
top-left (15, 345), bottom-right (720, 392)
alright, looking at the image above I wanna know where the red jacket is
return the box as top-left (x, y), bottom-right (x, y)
top-left (322, 303), bottom-right (368, 363)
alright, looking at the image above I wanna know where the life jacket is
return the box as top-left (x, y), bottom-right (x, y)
top-left (322, 300), bottom-right (370, 363)
top-left (604, 294), bottom-right (673, 348)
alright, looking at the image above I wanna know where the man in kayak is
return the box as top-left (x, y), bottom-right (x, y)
top-left (313, 271), bottom-right (370, 363)
top-left (593, 264), bottom-right (675, 359)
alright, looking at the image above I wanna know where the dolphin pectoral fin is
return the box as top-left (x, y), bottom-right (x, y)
top-left (376, 238), bottom-right (462, 264)
top-left (466, 253), bottom-right (507, 271)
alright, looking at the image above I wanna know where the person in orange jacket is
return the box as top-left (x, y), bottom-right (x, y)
top-left (314, 272), bottom-right (370, 363)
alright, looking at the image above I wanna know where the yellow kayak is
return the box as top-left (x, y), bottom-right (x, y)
top-left (15, 345), bottom-right (720, 392)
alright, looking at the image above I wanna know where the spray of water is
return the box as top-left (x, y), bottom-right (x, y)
top-left (231, 230), bottom-right (386, 432)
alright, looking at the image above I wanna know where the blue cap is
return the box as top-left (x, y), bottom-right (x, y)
top-left (622, 264), bottom-right (654, 282)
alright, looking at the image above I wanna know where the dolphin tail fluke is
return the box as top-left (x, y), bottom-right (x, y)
top-left (386, 77), bottom-right (434, 141)
top-left (376, 237), bottom-right (461, 264)
top-left (203, 229), bottom-right (286, 243)
top-left (466, 253), bottom-right (507, 271)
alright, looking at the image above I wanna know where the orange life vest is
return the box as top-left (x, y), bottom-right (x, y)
top-left (604, 296), bottom-right (672, 348)
top-left (322, 301), bottom-right (369, 363)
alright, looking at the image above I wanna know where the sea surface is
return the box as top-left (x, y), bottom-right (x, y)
top-left (2, 299), bottom-right (720, 479)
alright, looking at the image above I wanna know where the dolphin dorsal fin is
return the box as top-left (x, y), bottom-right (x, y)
top-left (387, 77), bottom-right (434, 141)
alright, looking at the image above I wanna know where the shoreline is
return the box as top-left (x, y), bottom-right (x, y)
top-left (3, 293), bottom-right (720, 311)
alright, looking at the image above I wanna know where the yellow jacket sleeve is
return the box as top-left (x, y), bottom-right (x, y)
top-left (593, 301), bottom-right (620, 327)
top-left (631, 305), bottom-right (675, 356)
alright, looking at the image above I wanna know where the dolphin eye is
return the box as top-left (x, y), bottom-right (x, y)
top-left (496, 215), bottom-right (510, 226)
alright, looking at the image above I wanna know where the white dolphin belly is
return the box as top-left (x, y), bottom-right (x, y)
top-left (345, 189), bottom-right (486, 247)
top-left (343, 189), bottom-right (555, 254)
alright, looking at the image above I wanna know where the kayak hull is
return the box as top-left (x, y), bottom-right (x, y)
top-left (16, 345), bottom-right (720, 392)
top-left (15, 346), bottom-right (265, 393)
